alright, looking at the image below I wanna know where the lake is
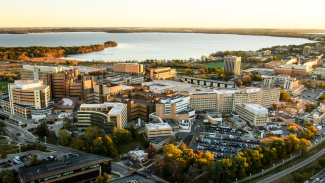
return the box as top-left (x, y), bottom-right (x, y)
top-left (0, 32), bottom-right (317, 61)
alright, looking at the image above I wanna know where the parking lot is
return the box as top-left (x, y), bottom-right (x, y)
top-left (298, 89), bottom-right (323, 104)
top-left (305, 168), bottom-right (325, 183)
top-left (191, 134), bottom-right (260, 160)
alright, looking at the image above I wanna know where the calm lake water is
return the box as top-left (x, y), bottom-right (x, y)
top-left (0, 32), bottom-right (317, 61)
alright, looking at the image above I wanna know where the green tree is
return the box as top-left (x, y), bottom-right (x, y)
top-left (70, 136), bottom-right (85, 150)
top-left (0, 169), bottom-right (14, 183)
top-left (129, 124), bottom-right (139, 139)
top-left (298, 130), bottom-right (315, 140)
top-left (36, 122), bottom-right (49, 137)
top-left (62, 116), bottom-right (71, 130)
top-left (162, 163), bottom-right (172, 178)
top-left (58, 129), bottom-right (71, 146)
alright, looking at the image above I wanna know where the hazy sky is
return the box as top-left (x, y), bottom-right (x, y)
top-left (1, 0), bottom-right (325, 28)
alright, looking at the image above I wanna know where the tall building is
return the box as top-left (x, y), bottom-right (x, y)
top-left (224, 56), bottom-right (241, 76)
top-left (264, 75), bottom-right (305, 96)
top-left (303, 46), bottom-right (311, 55)
top-left (150, 67), bottom-right (177, 80)
top-left (78, 102), bottom-right (127, 133)
top-left (235, 103), bottom-right (268, 126)
top-left (113, 63), bottom-right (144, 75)
top-left (3, 80), bottom-right (51, 119)
top-left (20, 65), bottom-right (62, 85)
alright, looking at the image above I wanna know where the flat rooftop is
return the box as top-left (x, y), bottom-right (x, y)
top-left (110, 171), bottom-right (160, 183)
top-left (151, 136), bottom-right (170, 144)
top-left (145, 123), bottom-right (172, 130)
top-left (18, 154), bottom-right (110, 183)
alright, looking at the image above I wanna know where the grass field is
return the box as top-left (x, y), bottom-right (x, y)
top-left (0, 81), bottom-right (8, 91)
top-left (176, 69), bottom-right (186, 73)
top-left (205, 62), bottom-right (224, 68)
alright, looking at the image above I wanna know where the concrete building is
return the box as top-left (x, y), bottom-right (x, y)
top-left (262, 50), bottom-right (272, 56)
top-left (184, 87), bottom-right (280, 113)
top-left (274, 59), bottom-right (320, 77)
top-left (3, 80), bottom-right (51, 119)
top-left (113, 63), bottom-right (144, 75)
top-left (18, 153), bottom-right (111, 183)
top-left (235, 103), bottom-right (268, 126)
top-left (181, 76), bottom-right (236, 88)
top-left (150, 67), bottom-right (177, 80)
top-left (303, 46), bottom-right (312, 55)
top-left (205, 111), bottom-right (222, 124)
top-left (145, 123), bottom-right (172, 140)
top-left (20, 65), bottom-right (62, 85)
top-left (78, 102), bottom-right (127, 133)
top-left (264, 75), bottom-right (305, 96)
top-left (155, 95), bottom-right (195, 123)
top-left (150, 136), bottom-right (171, 151)
top-left (224, 56), bottom-right (241, 76)
top-left (312, 67), bottom-right (325, 79)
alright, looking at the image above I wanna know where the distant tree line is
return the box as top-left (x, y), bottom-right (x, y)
top-left (0, 41), bottom-right (117, 60)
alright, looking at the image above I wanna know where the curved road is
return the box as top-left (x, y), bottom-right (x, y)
top-left (258, 148), bottom-right (325, 183)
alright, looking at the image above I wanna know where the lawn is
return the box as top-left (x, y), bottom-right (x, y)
top-left (204, 62), bottom-right (224, 68)
top-left (176, 70), bottom-right (186, 73)
top-left (0, 81), bottom-right (8, 92)
top-left (143, 159), bottom-right (154, 167)
top-left (116, 136), bottom-right (147, 155)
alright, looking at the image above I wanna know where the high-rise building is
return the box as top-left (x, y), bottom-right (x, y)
top-left (303, 46), bottom-right (311, 55)
top-left (77, 102), bottom-right (127, 133)
top-left (150, 67), bottom-right (177, 80)
top-left (20, 65), bottom-right (62, 85)
top-left (224, 56), bottom-right (241, 76)
top-left (113, 63), bottom-right (144, 75)
top-left (3, 80), bottom-right (51, 119)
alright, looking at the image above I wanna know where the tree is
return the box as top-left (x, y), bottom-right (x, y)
top-left (162, 163), bottom-right (172, 178)
top-left (241, 76), bottom-right (252, 84)
top-left (280, 89), bottom-right (290, 101)
top-left (298, 130), bottom-right (315, 140)
top-left (307, 126), bottom-right (318, 135)
top-left (103, 173), bottom-right (109, 182)
top-left (185, 69), bottom-right (195, 76)
top-left (36, 122), bottom-right (49, 138)
top-left (0, 169), bottom-right (14, 183)
top-left (288, 126), bottom-right (298, 134)
top-left (63, 116), bottom-right (72, 130)
top-left (58, 129), bottom-right (70, 146)
top-left (96, 175), bottom-right (104, 183)
top-left (179, 142), bottom-right (187, 150)
top-left (129, 124), bottom-right (139, 139)
top-left (145, 147), bottom-right (157, 159)
top-left (236, 79), bottom-right (243, 87)
top-left (70, 136), bottom-right (85, 150)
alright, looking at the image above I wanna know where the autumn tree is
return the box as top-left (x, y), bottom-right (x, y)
top-left (145, 147), bottom-right (157, 159)
top-left (288, 126), bottom-right (298, 134)
top-left (58, 129), bottom-right (70, 146)
top-left (179, 142), bottom-right (187, 150)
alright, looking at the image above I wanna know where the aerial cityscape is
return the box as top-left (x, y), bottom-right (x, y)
top-left (1, 0), bottom-right (325, 183)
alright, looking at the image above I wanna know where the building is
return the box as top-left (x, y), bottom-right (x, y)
top-left (205, 111), bottom-right (222, 124)
top-left (303, 46), bottom-right (312, 55)
top-left (78, 102), bottom-right (127, 133)
top-left (181, 76), bottom-right (236, 88)
top-left (150, 67), bottom-right (176, 80)
top-left (264, 75), bottom-right (305, 96)
top-left (150, 136), bottom-right (171, 151)
top-left (3, 80), bottom-right (51, 120)
top-left (224, 56), bottom-right (241, 76)
top-left (114, 90), bottom-right (157, 122)
top-left (262, 50), bottom-right (272, 56)
top-left (274, 58), bottom-right (320, 77)
top-left (268, 112), bottom-right (295, 125)
top-left (48, 69), bottom-right (94, 98)
top-left (110, 171), bottom-right (164, 183)
top-left (145, 123), bottom-right (172, 140)
top-left (312, 67), bottom-right (325, 79)
top-left (106, 75), bottom-right (144, 85)
top-left (235, 103), bottom-right (268, 126)
top-left (20, 65), bottom-right (62, 85)
top-left (155, 95), bottom-right (195, 123)
top-left (18, 153), bottom-right (111, 183)
top-left (113, 63), bottom-right (144, 75)
top-left (184, 87), bottom-right (280, 113)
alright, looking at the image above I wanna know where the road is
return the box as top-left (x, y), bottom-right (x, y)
top-left (175, 119), bottom-right (201, 140)
top-left (258, 147), bottom-right (325, 183)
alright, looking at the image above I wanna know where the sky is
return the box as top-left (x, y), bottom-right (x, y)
top-left (1, 0), bottom-right (325, 29)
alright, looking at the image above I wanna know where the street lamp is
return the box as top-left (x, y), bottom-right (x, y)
top-left (283, 159), bottom-right (284, 165)
top-left (236, 178), bottom-right (237, 183)
top-left (250, 173), bottom-right (251, 180)
top-left (300, 151), bottom-right (301, 156)
top-left (44, 136), bottom-right (47, 145)
top-left (273, 164), bottom-right (275, 171)
top-left (262, 169), bottom-right (264, 176)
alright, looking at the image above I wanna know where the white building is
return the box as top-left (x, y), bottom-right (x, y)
top-left (235, 103), bottom-right (268, 126)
